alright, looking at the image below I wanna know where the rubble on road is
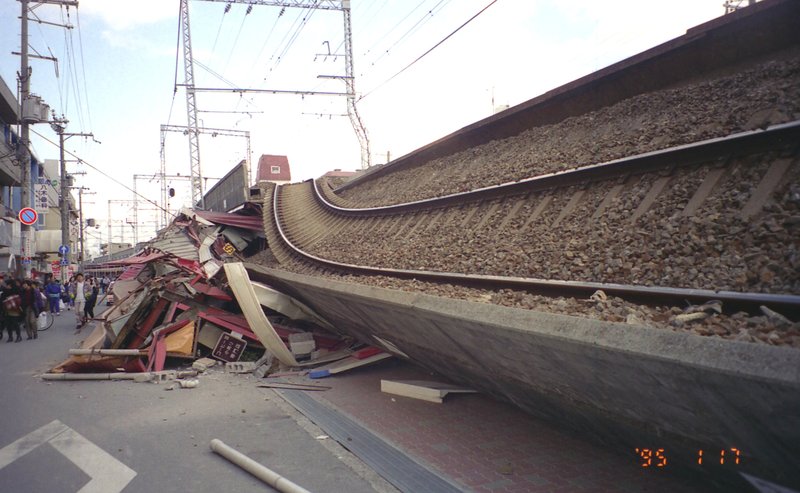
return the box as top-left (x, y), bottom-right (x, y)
top-left (44, 205), bottom-right (391, 384)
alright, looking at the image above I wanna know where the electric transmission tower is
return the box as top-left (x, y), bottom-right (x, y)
top-left (177, 0), bottom-right (371, 196)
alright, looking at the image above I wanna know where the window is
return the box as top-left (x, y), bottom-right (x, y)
top-left (271, 166), bottom-right (281, 174)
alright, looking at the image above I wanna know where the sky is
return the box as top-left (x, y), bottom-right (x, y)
top-left (0, 0), bottom-right (725, 256)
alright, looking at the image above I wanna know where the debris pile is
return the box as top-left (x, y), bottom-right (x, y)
top-left (46, 206), bottom-right (390, 382)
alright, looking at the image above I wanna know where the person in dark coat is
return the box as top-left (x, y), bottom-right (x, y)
top-left (2, 279), bottom-right (23, 343)
top-left (21, 280), bottom-right (41, 340)
top-left (83, 278), bottom-right (99, 320)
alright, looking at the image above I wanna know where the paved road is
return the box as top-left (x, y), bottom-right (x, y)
top-left (0, 307), bottom-right (389, 493)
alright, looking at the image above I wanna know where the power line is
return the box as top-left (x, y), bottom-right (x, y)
top-left (367, 0), bottom-right (451, 70)
top-left (264, 6), bottom-right (310, 77)
top-left (223, 3), bottom-right (254, 74)
top-left (360, 0), bottom-right (427, 58)
top-left (29, 127), bottom-right (169, 215)
top-left (249, 6), bottom-right (285, 85)
top-left (75, 10), bottom-right (92, 130)
top-left (211, 2), bottom-right (230, 51)
top-left (360, 0), bottom-right (499, 102)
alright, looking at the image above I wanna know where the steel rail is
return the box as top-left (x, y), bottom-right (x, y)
top-left (273, 184), bottom-right (800, 317)
top-left (315, 120), bottom-right (800, 216)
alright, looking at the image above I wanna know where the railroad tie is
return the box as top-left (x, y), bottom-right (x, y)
top-left (475, 201), bottom-right (502, 230)
top-left (630, 176), bottom-right (672, 223)
top-left (519, 195), bottom-right (552, 231)
top-left (682, 167), bottom-right (727, 217)
top-left (551, 190), bottom-right (586, 228)
top-left (592, 184), bottom-right (625, 220)
top-left (740, 157), bottom-right (794, 220)
top-left (459, 202), bottom-right (482, 228)
top-left (498, 196), bottom-right (528, 230)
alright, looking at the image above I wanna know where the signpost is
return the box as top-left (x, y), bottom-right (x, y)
top-left (34, 184), bottom-right (49, 210)
top-left (18, 207), bottom-right (38, 226)
top-left (212, 333), bottom-right (247, 362)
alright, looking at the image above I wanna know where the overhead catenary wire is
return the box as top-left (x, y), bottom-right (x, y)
top-left (222, 4), bottom-right (254, 74)
top-left (75, 10), bottom-right (93, 131)
top-left (211, 2), bottom-right (231, 52)
top-left (29, 127), bottom-right (169, 216)
top-left (367, 0), bottom-right (452, 70)
top-left (263, 6), bottom-right (313, 77)
top-left (359, 0), bottom-right (499, 102)
top-left (248, 6), bottom-right (285, 86)
top-left (64, 9), bottom-right (86, 131)
top-left (360, 0), bottom-right (427, 58)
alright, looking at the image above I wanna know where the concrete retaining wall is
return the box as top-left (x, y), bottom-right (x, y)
top-left (245, 263), bottom-right (800, 487)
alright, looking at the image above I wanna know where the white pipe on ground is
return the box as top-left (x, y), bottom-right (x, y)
top-left (40, 372), bottom-right (140, 381)
top-left (209, 439), bottom-right (312, 493)
top-left (68, 349), bottom-right (143, 356)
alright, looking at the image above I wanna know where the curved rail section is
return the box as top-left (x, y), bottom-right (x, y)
top-left (317, 120), bottom-right (800, 214)
top-left (273, 179), bottom-right (800, 317)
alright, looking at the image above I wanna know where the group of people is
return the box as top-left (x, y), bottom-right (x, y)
top-left (44, 273), bottom-right (101, 329)
top-left (0, 272), bottom-right (105, 342)
top-left (1, 277), bottom-right (46, 342)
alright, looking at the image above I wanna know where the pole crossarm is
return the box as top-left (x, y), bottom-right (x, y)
top-left (192, 0), bottom-right (344, 11)
top-left (160, 124), bottom-right (250, 138)
top-left (185, 86), bottom-right (349, 97)
top-left (32, 0), bottom-right (79, 6)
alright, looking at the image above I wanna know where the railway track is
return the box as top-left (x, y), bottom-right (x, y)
top-left (265, 121), bottom-right (800, 318)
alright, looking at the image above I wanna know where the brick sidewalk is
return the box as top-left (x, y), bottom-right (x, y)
top-left (295, 359), bottom-right (716, 493)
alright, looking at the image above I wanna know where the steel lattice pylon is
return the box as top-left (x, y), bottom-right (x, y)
top-left (183, 0), bottom-right (371, 172)
top-left (180, 0), bottom-right (204, 208)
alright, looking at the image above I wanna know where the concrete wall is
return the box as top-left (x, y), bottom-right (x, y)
top-left (245, 263), bottom-right (800, 487)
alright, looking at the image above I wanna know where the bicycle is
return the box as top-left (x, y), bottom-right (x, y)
top-left (37, 311), bottom-right (55, 332)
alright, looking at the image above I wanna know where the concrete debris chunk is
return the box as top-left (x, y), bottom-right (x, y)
top-left (589, 290), bottom-right (608, 303)
top-left (672, 312), bottom-right (709, 326)
top-left (760, 305), bottom-right (792, 326)
top-left (253, 352), bottom-right (274, 369)
top-left (177, 378), bottom-right (199, 389)
top-left (193, 357), bottom-right (218, 372)
top-left (226, 361), bottom-right (258, 374)
top-left (133, 371), bottom-right (178, 383)
top-left (684, 300), bottom-right (723, 315)
top-left (254, 364), bottom-right (271, 379)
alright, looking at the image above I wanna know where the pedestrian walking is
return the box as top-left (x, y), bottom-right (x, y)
top-left (84, 278), bottom-right (99, 320)
top-left (20, 280), bottom-right (41, 340)
top-left (70, 273), bottom-right (88, 330)
top-left (2, 279), bottom-right (23, 343)
top-left (45, 278), bottom-right (61, 315)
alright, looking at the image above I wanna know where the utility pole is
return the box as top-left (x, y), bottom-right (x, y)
top-left (52, 122), bottom-right (94, 282)
top-left (76, 187), bottom-right (95, 264)
top-left (18, 0), bottom-right (31, 278)
top-left (19, 0), bottom-right (79, 279)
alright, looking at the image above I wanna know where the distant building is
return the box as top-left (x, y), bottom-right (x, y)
top-left (322, 168), bottom-right (361, 188)
top-left (256, 155), bottom-right (291, 184)
top-left (322, 169), bottom-right (358, 179)
top-left (100, 242), bottom-right (132, 256)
